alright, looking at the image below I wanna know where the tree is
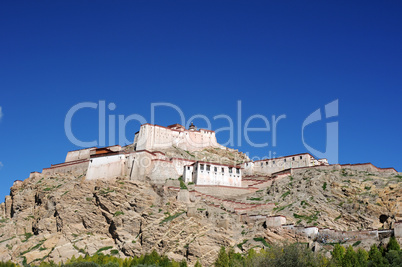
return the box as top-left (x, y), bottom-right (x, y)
top-left (368, 244), bottom-right (388, 267)
top-left (342, 246), bottom-right (358, 267)
top-left (331, 244), bottom-right (345, 265)
top-left (356, 248), bottom-right (369, 267)
top-left (227, 247), bottom-right (243, 267)
top-left (385, 250), bottom-right (402, 267)
top-left (387, 237), bottom-right (400, 252)
top-left (194, 260), bottom-right (202, 267)
top-left (215, 247), bottom-right (229, 267)
top-left (179, 259), bottom-right (188, 267)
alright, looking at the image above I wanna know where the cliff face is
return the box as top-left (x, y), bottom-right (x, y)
top-left (0, 173), bottom-right (245, 266)
top-left (0, 167), bottom-right (400, 266)
top-left (245, 168), bottom-right (401, 230)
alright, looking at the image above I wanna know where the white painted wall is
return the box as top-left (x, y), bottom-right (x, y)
top-left (183, 165), bottom-right (194, 183)
top-left (86, 154), bottom-right (126, 180)
top-left (192, 162), bottom-right (242, 187)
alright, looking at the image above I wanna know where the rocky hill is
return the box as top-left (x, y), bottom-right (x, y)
top-left (0, 163), bottom-right (400, 266)
top-left (243, 168), bottom-right (401, 230)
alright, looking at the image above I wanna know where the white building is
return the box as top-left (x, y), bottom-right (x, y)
top-left (242, 153), bottom-right (329, 175)
top-left (183, 161), bottom-right (242, 187)
top-left (133, 123), bottom-right (223, 152)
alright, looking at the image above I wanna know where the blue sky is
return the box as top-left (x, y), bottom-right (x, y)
top-left (0, 1), bottom-right (401, 201)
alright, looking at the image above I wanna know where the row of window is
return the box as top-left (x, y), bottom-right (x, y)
top-left (255, 156), bottom-right (304, 167)
top-left (197, 164), bottom-right (240, 174)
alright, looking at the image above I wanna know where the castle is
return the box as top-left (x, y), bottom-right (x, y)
top-left (4, 122), bottom-right (400, 260)
top-left (40, 123), bottom-right (397, 187)
top-left (133, 123), bottom-right (224, 151)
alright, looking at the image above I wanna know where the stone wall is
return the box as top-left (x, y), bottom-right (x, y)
top-left (42, 160), bottom-right (89, 176)
top-left (134, 124), bottom-right (223, 152)
top-left (242, 153), bottom-right (316, 175)
top-left (266, 216), bottom-right (286, 227)
top-left (194, 185), bottom-right (255, 197)
top-left (65, 147), bottom-right (95, 162)
top-left (292, 163), bottom-right (397, 175)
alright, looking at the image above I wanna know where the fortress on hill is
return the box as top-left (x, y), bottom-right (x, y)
top-left (38, 122), bottom-right (397, 187)
top-left (5, 122), bottom-right (400, 257)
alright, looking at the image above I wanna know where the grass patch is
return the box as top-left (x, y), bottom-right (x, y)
top-left (178, 177), bottom-right (188, 190)
top-left (22, 232), bottom-right (33, 242)
top-left (273, 203), bottom-right (293, 212)
top-left (110, 249), bottom-right (119, 255)
top-left (281, 191), bottom-right (290, 199)
top-left (300, 200), bottom-right (309, 206)
top-left (352, 241), bottom-right (361, 247)
top-left (73, 244), bottom-right (87, 255)
top-left (237, 239), bottom-right (248, 250)
top-left (96, 246), bottom-right (113, 254)
top-left (114, 211), bottom-right (124, 217)
top-left (253, 237), bottom-right (270, 247)
top-left (322, 182), bottom-right (327, 191)
top-left (160, 211), bottom-right (185, 225)
top-left (335, 215), bottom-right (341, 221)
top-left (99, 187), bottom-right (115, 195)
top-left (247, 197), bottom-right (262, 201)
top-left (0, 236), bottom-right (16, 244)
top-left (293, 211), bottom-right (319, 224)
top-left (21, 239), bottom-right (45, 255)
top-left (184, 150), bottom-right (195, 157)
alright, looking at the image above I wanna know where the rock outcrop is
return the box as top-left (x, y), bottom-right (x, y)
top-left (0, 166), bottom-right (400, 265)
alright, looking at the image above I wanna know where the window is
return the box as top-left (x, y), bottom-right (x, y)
top-left (261, 163), bottom-right (263, 167)
top-left (214, 167), bottom-right (217, 172)
top-left (200, 164), bottom-right (204, 170)
top-left (300, 156), bottom-right (303, 159)
top-left (206, 165), bottom-right (211, 171)
top-left (187, 166), bottom-right (190, 170)
top-left (273, 161), bottom-right (275, 164)
top-left (221, 167), bottom-right (224, 173)
top-left (236, 168), bottom-right (240, 174)
top-left (229, 167), bottom-right (233, 173)
top-left (284, 159), bottom-right (286, 162)
top-left (292, 157), bottom-right (295, 161)
top-left (266, 162), bottom-right (268, 165)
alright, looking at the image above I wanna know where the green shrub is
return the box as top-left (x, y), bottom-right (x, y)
top-left (110, 249), bottom-right (119, 255)
top-left (160, 211), bottom-right (185, 225)
top-left (113, 211), bottom-right (124, 217)
top-left (253, 237), bottom-right (270, 247)
top-left (281, 191), bottom-right (290, 198)
top-left (95, 246), bottom-right (113, 254)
